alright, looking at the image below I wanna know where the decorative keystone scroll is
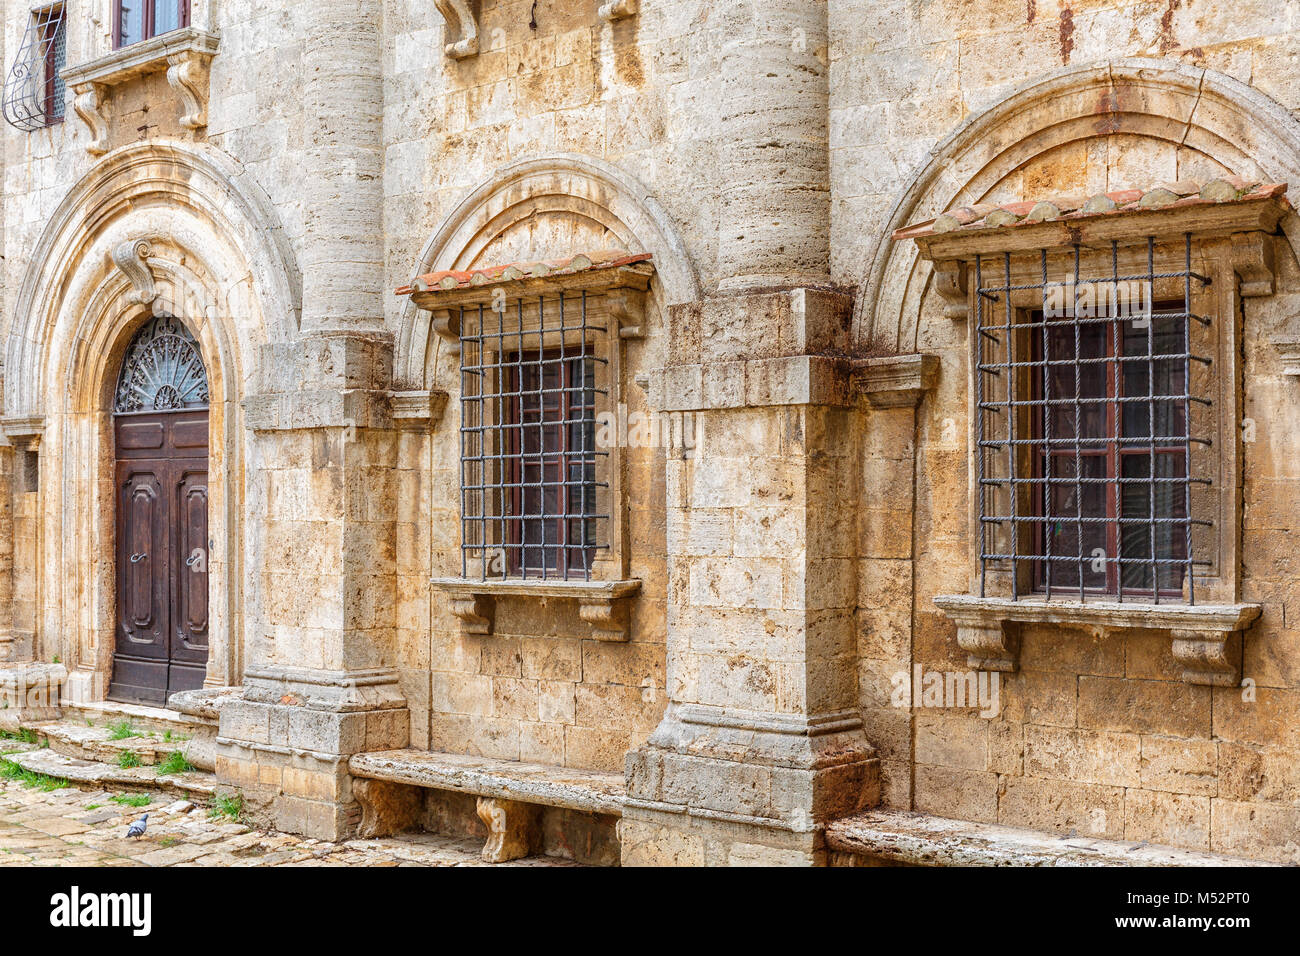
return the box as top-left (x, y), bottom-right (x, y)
top-left (934, 595), bottom-right (1262, 686)
top-left (111, 238), bottom-right (158, 305)
top-left (599, 0), bottom-right (639, 20)
top-left (432, 578), bottom-right (642, 641)
top-left (62, 28), bottom-right (219, 155)
top-left (436, 0), bottom-right (479, 59)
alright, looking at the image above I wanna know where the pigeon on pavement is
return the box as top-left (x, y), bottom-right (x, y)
top-left (126, 814), bottom-right (149, 838)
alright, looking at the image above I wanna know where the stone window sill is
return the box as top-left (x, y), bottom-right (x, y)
top-left (933, 594), bottom-right (1262, 686)
top-left (62, 27), bottom-right (219, 154)
top-left (431, 578), bottom-right (641, 642)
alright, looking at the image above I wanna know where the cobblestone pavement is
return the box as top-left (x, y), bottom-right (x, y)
top-left (0, 778), bottom-right (572, 867)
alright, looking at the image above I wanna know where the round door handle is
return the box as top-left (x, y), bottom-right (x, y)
top-left (129, 552), bottom-right (148, 563)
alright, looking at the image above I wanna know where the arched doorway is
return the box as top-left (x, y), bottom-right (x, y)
top-left (108, 315), bottom-right (211, 705)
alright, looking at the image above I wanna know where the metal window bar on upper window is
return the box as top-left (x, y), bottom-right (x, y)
top-left (3, 6), bottom-right (66, 131)
top-left (459, 291), bottom-right (610, 581)
top-left (974, 234), bottom-right (1213, 605)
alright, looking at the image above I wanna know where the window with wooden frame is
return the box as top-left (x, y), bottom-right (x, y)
top-left (898, 180), bottom-right (1292, 611)
top-left (2, 5), bottom-right (66, 131)
top-left (115, 0), bottom-right (189, 48)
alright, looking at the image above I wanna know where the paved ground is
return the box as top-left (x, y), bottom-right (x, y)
top-left (0, 777), bottom-right (570, 867)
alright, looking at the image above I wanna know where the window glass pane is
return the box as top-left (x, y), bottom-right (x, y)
top-left (1046, 321), bottom-right (1107, 440)
top-left (1120, 453), bottom-right (1187, 593)
top-left (152, 0), bottom-right (182, 35)
top-left (119, 0), bottom-right (144, 45)
top-left (1042, 454), bottom-right (1108, 590)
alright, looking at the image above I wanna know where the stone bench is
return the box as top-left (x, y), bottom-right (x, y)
top-left (348, 749), bottom-right (625, 862)
top-left (826, 809), bottom-right (1274, 867)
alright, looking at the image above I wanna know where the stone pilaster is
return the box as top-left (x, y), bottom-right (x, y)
top-left (216, 333), bottom-right (409, 840)
top-left (623, 290), bottom-right (879, 865)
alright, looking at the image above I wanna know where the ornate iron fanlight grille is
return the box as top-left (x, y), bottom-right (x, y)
top-left (3, 5), bottom-right (66, 131)
top-left (114, 316), bottom-right (210, 413)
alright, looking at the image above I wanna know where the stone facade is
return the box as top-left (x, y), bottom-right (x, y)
top-left (0, 0), bottom-right (1298, 865)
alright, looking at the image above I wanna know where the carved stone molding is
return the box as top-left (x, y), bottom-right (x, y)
top-left (1275, 338), bottom-right (1300, 377)
top-left (851, 353), bottom-right (938, 408)
top-left (389, 389), bottom-right (450, 429)
top-left (931, 260), bottom-right (969, 320)
top-left (71, 83), bottom-right (109, 155)
top-left (432, 578), bottom-right (642, 640)
top-left (166, 51), bottom-right (211, 129)
top-left (609, 286), bottom-right (647, 339)
top-left (62, 28), bottom-right (219, 155)
top-left (599, 0), bottom-right (639, 21)
top-left (935, 595), bottom-right (1262, 685)
top-left (110, 238), bottom-right (158, 305)
top-left (1229, 230), bottom-right (1276, 298)
top-left (429, 308), bottom-right (461, 353)
top-left (476, 797), bottom-right (541, 863)
top-left (436, 0), bottom-right (479, 59)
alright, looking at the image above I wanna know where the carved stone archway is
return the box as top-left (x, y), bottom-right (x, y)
top-left (854, 57), bottom-right (1300, 354)
top-left (2, 140), bottom-right (300, 704)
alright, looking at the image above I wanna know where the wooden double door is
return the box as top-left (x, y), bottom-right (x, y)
top-left (109, 410), bottom-right (210, 705)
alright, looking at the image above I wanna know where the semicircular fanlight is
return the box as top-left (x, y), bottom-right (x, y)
top-left (114, 316), bottom-right (210, 413)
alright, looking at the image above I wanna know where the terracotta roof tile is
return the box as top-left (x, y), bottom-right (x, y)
top-left (396, 250), bottom-right (653, 297)
top-left (893, 179), bottom-right (1290, 242)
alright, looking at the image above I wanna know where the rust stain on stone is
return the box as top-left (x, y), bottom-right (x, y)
top-left (1058, 5), bottom-right (1075, 64)
top-left (1158, 0), bottom-right (1183, 54)
top-left (612, 14), bottom-right (644, 87)
top-left (1093, 86), bottom-right (1122, 135)
top-left (1027, 0), bottom-right (1037, 25)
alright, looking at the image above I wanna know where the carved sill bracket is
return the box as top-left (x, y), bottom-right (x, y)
top-left (1276, 338), bottom-right (1300, 377)
top-left (476, 797), bottom-right (541, 863)
top-left (931, 260), bottom-right (969, 320)
top-left (1229, 231), bottom-right (1276, 298)
top-left (389, 389), bottom-right (449, 429)
top-left (599, 0), bottom-right (639, 21)
top-left (62, 28), bottom-right (219, 155)
top-left (934, 595), bottom-right (1262, 686)
top-left (851, 353), bottom-right (938, 409)
top-left (436, 0), bottom-right (479, 59)
top-left (432, 578), bottom-right (642, 641)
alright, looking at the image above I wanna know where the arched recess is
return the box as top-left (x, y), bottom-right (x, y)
top-left (2, 140), bottom-right (301, 702)
top-left (393, 153), bottom-right (701, 389)
top-left (854, 57), bottom-right (1300, 354)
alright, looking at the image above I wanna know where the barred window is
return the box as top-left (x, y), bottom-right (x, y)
top-left (2, 5), bottom-right (66, 131)
top-left (460, 294), bottom-right (609, 581)
top-left (976, 236), bottom-right (1212, 604)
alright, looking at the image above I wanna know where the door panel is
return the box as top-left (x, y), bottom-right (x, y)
top-left (111, 410), bottom-right (210, 705)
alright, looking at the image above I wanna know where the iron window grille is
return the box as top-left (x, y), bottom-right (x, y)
top-left (975, 234), bottom-right (1214, 604)
top-left (2, 5), bottom-right (66, 131)
top-left (115, 0), bottom-right (190, 48)
top-left (458, 292), bottom-right (610, 581)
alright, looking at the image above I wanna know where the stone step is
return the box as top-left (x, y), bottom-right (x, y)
top-left (2, 746), bottom-right (218, 801)
top-left (34, 719), bottom-right (193, 767)
top-left (62, 699), bottom-right (216, 739)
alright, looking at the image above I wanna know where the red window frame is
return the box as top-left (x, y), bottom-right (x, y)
top-left (114, 0), bottom-right (190, 49)
top-left (1030, 306), bottom-right (1189, 599)
top-left (503, 351), bottom-right (598, 579)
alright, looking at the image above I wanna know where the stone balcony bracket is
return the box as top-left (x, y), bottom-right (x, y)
top-left (934, 595), bottom-right (1262, 686)
top-left (599, 0), bottom-right (639, 21)
top-left (62, 28), bottom-right (220, 155)
top-left (436, 0), bottom-right (479, 59)
top-left (431, 578), bottom-right (642, 642)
